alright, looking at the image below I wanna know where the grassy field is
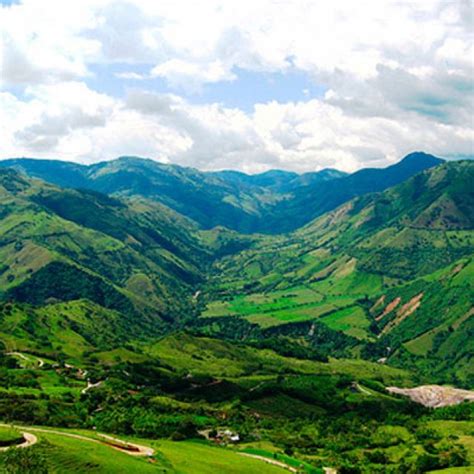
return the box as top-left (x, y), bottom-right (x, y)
top-left (202, 279), bottom-right (367, 329)
top-left (0, 426), bottom-right (23, 446)
top-left (28, 420), bottom-right (471, 474)
top-left (152, 439), bottom-right (288, 474)
top-left (0, 426), bottom-right (289, 473)
top-left (319, 305), bottom-right (373, 340)
top-left (143, 333), bottom-right (412, 384)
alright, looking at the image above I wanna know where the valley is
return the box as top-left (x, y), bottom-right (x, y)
top-left (0, 154), bottom-right (472, 473)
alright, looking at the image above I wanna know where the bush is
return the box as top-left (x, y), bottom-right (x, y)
top-left (1, 445), bottom-right (48, 474)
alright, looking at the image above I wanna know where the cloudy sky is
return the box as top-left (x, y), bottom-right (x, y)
top-left (0, 0), bottom-right (472, 173)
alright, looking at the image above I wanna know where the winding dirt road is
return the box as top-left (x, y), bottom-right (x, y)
top-left (0, 432), bottom-right (38, 451)
top-left (6, 352), bottom-right (44, 368)
top-left (81, 380), bottom-right (103, 394)
top-left (0, 424), bottom-right (154, 457)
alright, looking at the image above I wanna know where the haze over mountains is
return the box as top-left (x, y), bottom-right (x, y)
top-left (0, 151), bottom-right (442, 233)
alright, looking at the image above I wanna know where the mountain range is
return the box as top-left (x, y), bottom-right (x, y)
top-left (0, 151), bottom-right (473, 472)
top-left (0, 151), bottom-right (441, 233)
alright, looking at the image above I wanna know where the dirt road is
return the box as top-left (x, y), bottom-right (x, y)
top-left (0, 423), bottom-right (154, 457)
top-left (81, 380), bottom-right (103, 394)
top-left (0, 432), bottom-right (38, 451)
top-left (6, 352), bottom-right (44, 368)
top-left (238, 452), bottom-right (298, 472)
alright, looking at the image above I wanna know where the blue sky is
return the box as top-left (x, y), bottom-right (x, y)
top-left (88, 63), bottom-right (327, 112)
top-left (0, 0), bottom-right (472, 173)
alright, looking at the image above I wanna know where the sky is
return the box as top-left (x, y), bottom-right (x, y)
top-left (0, 0), bottom-right (472, 173)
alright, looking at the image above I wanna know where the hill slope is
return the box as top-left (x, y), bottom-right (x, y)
top-left (0, 157), bottom-right (282, 233)
top-left (201, 160), bottom-right (474, 384)
top-left (0, 152), bottom-right (441, 233)
top-left (258, 152), bottom-right (444, 232)
top-left (0, 168), bottom-right (211, 336)
top-left (0, 157), bottom-right (472, 473)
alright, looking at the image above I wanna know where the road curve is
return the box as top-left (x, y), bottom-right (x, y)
top-left (0, 432), bottom-right (38, 451)
top-left (0, 423), bottom-right (153, 457)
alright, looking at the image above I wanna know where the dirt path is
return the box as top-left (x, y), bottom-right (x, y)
top-left (6, 352), bottom-right (44, 368)
top-left (238, 452), bottom-right (297, 472)
top-left (249, 381), bottom-right (266, 392)
top-left (96, 433), bottom-right (155, 457)
top-left (353, 382), bottom-right (371, 396)
top-left (0, 424), bottom-right (154, 457)
top-left (0, 432), bottom-right (38, 451)
top-left (81, 380), bottom-right (103, 394)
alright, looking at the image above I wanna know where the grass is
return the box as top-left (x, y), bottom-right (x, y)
top-left (1, 426), bottom-right (288, 473)
top-left (427, 421), bottom-right (474, 464)
top-left (427, 469), bottom-right (474, 473)
top-left (203, 285), bottom-right (361, 328)
top-left (0, 426), bottom-right (23, 446)
top-left (30, 431), bottom-right (162, 474)
top-left (244, 393), bottom-right (325, 418)
top-left (152, 439), bottom-right (288, 474)
top-left (37, 370), bottom-right (86, 396)
top-left (239, 447), bottom-right (323, 473)
top-left (94, 348), bottom-right (147, 365)
top-left (144, 333), bottom-right (412, 384)
top-left (0, 368), bottom-right (86, 397)
top-left (320, 305), bottom-right (373, 340)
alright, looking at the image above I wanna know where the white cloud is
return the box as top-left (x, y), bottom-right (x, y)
top-left (0, 0), bottom-right (472, 171)
top-left (150, 59), bottom-right (235, 93)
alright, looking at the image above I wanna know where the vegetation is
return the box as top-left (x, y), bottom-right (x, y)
top-left (0, 427), bottom-right (23, 448)
top-left (0, 155), bottom-right (472, 472)
top-left (0, 151), bottom-right (440, 233)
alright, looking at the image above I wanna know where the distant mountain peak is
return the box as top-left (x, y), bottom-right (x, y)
top-left (399, 151), bottom-right (443, 165)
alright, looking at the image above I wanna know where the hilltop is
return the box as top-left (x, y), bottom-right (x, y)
top-left (0, 152), bottom-right (442, 233)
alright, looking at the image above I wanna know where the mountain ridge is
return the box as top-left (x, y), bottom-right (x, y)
top-left (0, 151), bottom-right (444, 234)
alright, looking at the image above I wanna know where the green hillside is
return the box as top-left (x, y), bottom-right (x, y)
top-left (0, 157), bottom-right (472, 473)
top-left (0, 331), bottom-right (471, 473)
top-left (0, 425), bottom-right (290, 473)
top-left (201, 161), bottom-right (474, 384)
top-left (0, 168), bottom-right (210, 335)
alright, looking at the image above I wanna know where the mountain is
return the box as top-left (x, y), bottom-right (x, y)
top-left (258, 151), bottom-right (444, 232)
top-left (211, 169), bottom-right (299, 189)
top-left (0, 152), bottom-right (441, 234)
top-left (0, 156), bottom-right (472, 473)
top-left (0, 157), bottom-right (471, 379)
top-left (201, 160), bottom-right (474, 384)
top-left (212, 168), bottom-right (347, 192)
top-left (0, 157), bottom-right (281, 233)
top-left (0, 168), bottom-right (211, 337)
